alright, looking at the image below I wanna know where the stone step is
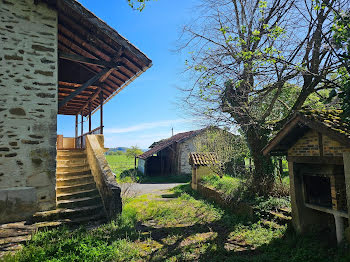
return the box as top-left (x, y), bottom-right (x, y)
top-left (57, 195), bottom-right (102, 209)
top-left (57, 188), bottom-right (99, 201)
top-left (56, 181), bottom-right (96, 194)
top-left (56, 151), bottom-right (86, 160)
top-left (56, 169), bottom-right (91, 178)
top-left (32, 205), bottom-right (104, 223)
top-left (56, 158), bottom-right (88, 166)
top-left (56, 212), bottom-right (107, 226)
top-left (57, 149), bottom-right (85, 153)
top-left (56, 174), bottom-right (94, 187)
top-left (56, 164), bottom-right (90, 173)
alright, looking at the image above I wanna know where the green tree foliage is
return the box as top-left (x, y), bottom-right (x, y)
top-left (179, 0), bottom-right (347, 195)
top-left (126, 146), bottom-right (143, 158)
top-left (127, 0), bottom-right (152, 11)
top-left (332, 10), bottom-right (350, 120)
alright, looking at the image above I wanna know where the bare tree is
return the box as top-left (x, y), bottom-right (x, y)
top-left (178, 0), bottom-right (348, 195)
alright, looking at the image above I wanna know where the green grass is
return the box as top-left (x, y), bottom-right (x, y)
top-left (105, 154), bottom-right (136, 183)
top-left (106, 154), bottom-right (191, 184)
top-left (4, 184), bottom-right (350, 262)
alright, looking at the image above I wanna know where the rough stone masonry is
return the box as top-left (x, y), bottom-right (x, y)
top-left (0, 0), bottom-right (58, 223)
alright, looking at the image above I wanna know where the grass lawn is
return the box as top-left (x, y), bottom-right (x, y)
top-left (3, 184), bottom-right (350, 262)
top-left (106, 154), bottom-right (137, 183)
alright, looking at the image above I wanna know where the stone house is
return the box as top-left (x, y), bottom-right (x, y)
top-left (263, 110), bottom-right (350, 244)
top-left (0, 0), bottom-right (151, 225)
top-left (138, 128), bottom-right (233, 176)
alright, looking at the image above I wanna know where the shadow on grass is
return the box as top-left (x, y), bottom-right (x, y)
top-left (133, 184), bottom-right (350, 262)
top-left (10, 184), bottom-right (350, 262)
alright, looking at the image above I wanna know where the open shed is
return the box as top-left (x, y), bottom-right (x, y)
top-left (263, 110), bottom-right (350, 244)
top-left (138, 129), bottom-right (208, 176)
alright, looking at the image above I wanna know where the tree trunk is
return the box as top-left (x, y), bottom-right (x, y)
top-left (245, 125), bottom-right (274, 195)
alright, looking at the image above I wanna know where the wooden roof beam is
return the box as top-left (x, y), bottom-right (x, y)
top-left (79, 88), bottom-right (102, 115)
top-left (59, 52), bottom-right (120, 68)
top-left (58, 35), bottom-right (129, 82)
top-left (59, 81), bottom-right (99, 89)
top-left (58, 67), bottom-right (114, 109)
top-left (58, 43), bottom-right (124, 89)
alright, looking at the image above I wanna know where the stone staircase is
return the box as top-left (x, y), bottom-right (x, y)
top-left (32, 149), bottom-right (106, 226)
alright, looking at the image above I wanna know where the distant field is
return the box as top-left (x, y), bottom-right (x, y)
top-left (105, 154), bottom-right (136, 182)
top-left (106, 154), bottom-right (191, 184)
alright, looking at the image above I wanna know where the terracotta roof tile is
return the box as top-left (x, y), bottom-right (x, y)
top-left (138, 128), bottom-right (207, 160)
top-left (189, 152), bottom-right (218, 166)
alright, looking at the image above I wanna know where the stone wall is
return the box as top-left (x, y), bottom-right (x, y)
top-left (288, 130), bottom-right (350, 157)
top-left (288, 130), bottom-right (320, 157)
top-left (178, 136), bottom-right (197, 174)
top-left (323, 136), bottom-right (350, 157)
top-left (0, 0), bottom-right (58, 223)
top-left (85, 135), bottom-right (122, 220)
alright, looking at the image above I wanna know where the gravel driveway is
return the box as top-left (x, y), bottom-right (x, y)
top-left (119, 183), bottom-right (186, 197)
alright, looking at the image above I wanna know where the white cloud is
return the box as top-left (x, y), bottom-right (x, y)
top-left (104, 119), bottom-right (194, 134)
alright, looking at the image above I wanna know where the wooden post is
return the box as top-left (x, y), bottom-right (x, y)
top-left (160, 152), bottom-right (164, 176)
top-left (81, 114), bottom-right (83, 148)
top-left (75, 114), bottom-right (78, 149)
top-left (134, 156), bottom-right (137, 176)
top-left (75, 114), bottom-right (78, 138)
top-left (100, 90), bottom-right (104, 134)
top-left (88, 102), bottom-right (92, 133)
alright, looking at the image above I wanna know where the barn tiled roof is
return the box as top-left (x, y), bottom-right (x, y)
top-left (138, 128), bottom-right (207, 160)
top-left (189, 152), bottom-right (218, 166)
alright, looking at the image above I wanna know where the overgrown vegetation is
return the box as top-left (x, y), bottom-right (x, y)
top-left (200, 173), bottom-right (289, 203)
top-left (4, 184), bottom-right (349, 262)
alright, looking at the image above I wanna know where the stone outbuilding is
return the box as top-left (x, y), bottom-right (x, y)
top-left (138, 129), bottom-right (209, 176)
top-left (189, 152), bottom-right (218, 190)
top-left (0, 0), bottom-right (151, 225)
top-left (263, 110), bottom-right (350, 244)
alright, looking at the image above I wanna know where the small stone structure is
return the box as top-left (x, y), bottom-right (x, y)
top-left (0, 0), bottom-right (151, 224)
top-left (189, 152), bottom-right (218, 190)
top-left (263, 110), bottom-right (350, 244)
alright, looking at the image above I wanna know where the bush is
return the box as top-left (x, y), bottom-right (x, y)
top-left (271, 176), bottom-right (290, 197)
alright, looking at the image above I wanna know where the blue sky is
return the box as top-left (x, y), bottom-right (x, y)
top-left (57, 0), bottom-right (201, 149)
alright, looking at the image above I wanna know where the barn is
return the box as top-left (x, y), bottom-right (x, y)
top-left (138, 128), bottom-right (209, 176)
